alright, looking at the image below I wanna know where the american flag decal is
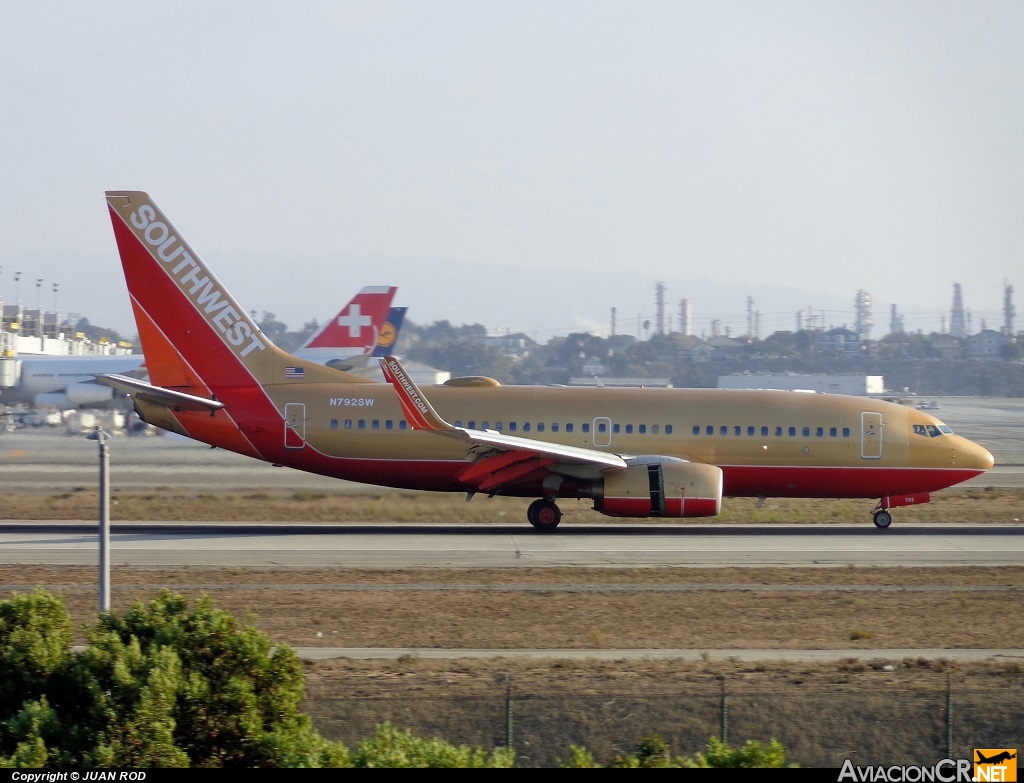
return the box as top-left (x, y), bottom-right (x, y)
top-left (285, 366), bottom-right (304, 378)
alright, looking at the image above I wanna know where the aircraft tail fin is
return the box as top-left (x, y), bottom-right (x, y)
top-left (371, 307), bottom-right (408, 357)
top-left (105, 191), bottom-right (369, 391)
top-left (297, 286), bottom-right (398, 362)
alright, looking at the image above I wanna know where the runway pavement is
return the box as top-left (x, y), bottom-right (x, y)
top-left (2, 524), bottom-right (1023, 568)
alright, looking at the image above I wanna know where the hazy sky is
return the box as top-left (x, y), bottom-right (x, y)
top-left (1, 1), bottom-right (1021, 341)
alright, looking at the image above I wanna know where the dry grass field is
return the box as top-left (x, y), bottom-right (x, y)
top-left (2, 485), bottom-right (1022, 523)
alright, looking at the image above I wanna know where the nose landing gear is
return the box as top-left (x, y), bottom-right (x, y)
top-left (527, 498), bottom-right (562, 530)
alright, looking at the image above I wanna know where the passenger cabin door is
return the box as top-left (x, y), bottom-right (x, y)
top-left (284, 402), bottom-right (306, 449)
top-left (861, 412), bottom-right (883, 459)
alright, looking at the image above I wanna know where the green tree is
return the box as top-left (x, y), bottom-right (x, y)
top-left (0, 589), bottom-right (348, 768)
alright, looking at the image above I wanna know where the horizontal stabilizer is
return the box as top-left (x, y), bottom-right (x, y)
top-left (95, 374), bottom-right (224, 412)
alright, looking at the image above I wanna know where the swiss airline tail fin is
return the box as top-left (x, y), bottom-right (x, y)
top-left (105, 191), bottom-right (369, 393)
top-left (294, 286), bottom-right (397, 364)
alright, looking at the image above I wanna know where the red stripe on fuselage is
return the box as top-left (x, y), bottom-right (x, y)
top-left (213, 451), bottom-right (983, 501)
top-left (721, 464), bottom-right (985, 498)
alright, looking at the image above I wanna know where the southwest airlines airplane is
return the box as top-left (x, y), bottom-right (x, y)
top-left (100, 191), bottom-right (994, 530)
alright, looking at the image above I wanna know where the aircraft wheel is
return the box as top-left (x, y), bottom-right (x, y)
top-left (872, 510), bottom-right (893, 529)
top-left (527, 498), bottom-right (562, 530)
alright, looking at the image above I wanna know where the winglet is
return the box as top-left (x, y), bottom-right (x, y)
top-left (379, 355), bottom-right (453, 431)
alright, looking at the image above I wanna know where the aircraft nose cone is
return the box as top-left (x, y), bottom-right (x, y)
top-left (965, 441), bottom-right (995, 471)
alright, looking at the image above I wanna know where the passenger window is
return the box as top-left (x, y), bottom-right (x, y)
top-left (843, 427), bottom-right (851, 437)
top-left (830, 427), bottom-right (837, 437)
top-left (639, 424), bottom-right (647, 434)
top-left (665, 425), bottom-right (672, 435)
top-left (358, 420), bottom-right (366, 430)
top-left (652, 424), bottom-right (659, 434)
top-left (481, 421), bottom-right (490, 429)
top-left (747, 426), bottom-right (755, 436)
top-left (344, 419), bottom-right (352, 429)
top-left (566, 423), bottom-right (574, 433)
top-left (495, 422), bottom-right (503, 431)
top-left (816, 427), bottom-right (823, 437)
top-left (331, 419), bottom-right (338, 429)
top-left (720, 426), bottom-right (727, 436)
top-left (775, 426), bottom-right (783, 436)
top-left (551, 423), bottom-right (559, 432)
top-left (597, 422), bottom-right (605, 433)
top-left (626, 424), bottom-right (634, 434)
top-left (509, 422), bottom-right (517, 432)
top-left (761, 426), bottom-right (769, 437)
top-left (613, 424), bottom-right (620, 433)
top-left (788, 426), bottom-right (796, 437)
top-left (386, 420), bottom-right (393, 430)
top-left (399, 421), bottom-right (408, 430)
top-left (454, 420), bottom-right (463, 428)
top-left (372, 420), bottom-right (380, 430)
top-left (523, 422), bottom-right (531, 432)
top-left (537, 423), bottom-right (544, 432)
top-left (583, 423), bottom-right (591, 433)
top-left (693, 425), bottom-right (701, 435)
top-left (802, 427), bottom-right (810, 437)
top-left (733, 426), bottom-right (741, 436)
top-left (468, 421), bottom-right (476, 429)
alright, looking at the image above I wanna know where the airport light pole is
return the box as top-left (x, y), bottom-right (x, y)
top-left (88, 426), bottom-right (111, 612)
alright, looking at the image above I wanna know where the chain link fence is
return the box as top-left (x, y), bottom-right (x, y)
top-left (305, 682), bottom-right (1023, 768)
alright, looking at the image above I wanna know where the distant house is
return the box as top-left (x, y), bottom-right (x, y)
top-left (966, 329), bottom-right (1009, 359)
top-left (817, 327), bottom-right (861, 354)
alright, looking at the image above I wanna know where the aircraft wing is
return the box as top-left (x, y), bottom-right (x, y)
top-left (95, 373), bottom-right (224, 413)
top-left (379, 356), bottom-right (628, 493)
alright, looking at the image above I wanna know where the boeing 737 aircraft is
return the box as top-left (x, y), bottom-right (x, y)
top-left (99, 191), bottom-right (994, 529)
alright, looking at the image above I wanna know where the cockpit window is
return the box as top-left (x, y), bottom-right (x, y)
top-left (914, 422), bottom-right (950, 438)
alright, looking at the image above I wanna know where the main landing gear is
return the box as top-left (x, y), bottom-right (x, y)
top-left (527, 498), bottom-right (562, 530)
top-left (872, 508), bottom-right (893, 529)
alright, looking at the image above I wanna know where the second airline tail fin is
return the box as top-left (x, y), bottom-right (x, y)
top-left (295, 286), bottom-right (398, 364)
top-left (371, 307), bottom-right (408, 358)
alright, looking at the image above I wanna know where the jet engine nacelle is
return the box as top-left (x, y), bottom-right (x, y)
top-left (35, 382), bottom-right (117, 409)
top-left (595, 461), bottom-right (723, 518)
